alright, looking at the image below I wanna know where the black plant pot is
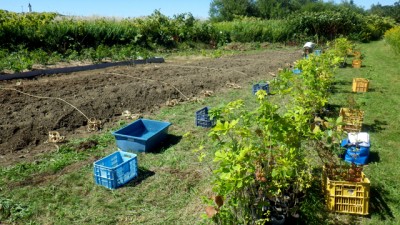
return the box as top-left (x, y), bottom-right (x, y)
top-left (270, 215), bottom-right (286, 225)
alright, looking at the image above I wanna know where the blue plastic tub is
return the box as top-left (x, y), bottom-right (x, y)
top-left (196, 107), bottom-right (216, 128)
top-left (112, 119), bottom-right (171, 152)
top-left (94, 151), bottom-right (138, 189)
top-left (252, 83), bottom-right (270, 95)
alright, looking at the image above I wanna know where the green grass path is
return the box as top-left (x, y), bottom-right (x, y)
top-left (330, 40), bottom-right (400, 224)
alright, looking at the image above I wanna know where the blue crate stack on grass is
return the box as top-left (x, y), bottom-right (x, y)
top-left (341, 132), bottom-right (371, 165)
top-left (252, 83), bottom-right (270, 95)
top-left (111, 119), bottom-right (171, 153)
top-left (94, 151), bottom-right (138, 189)
top-left (196, 107), bottom-right (216, 128)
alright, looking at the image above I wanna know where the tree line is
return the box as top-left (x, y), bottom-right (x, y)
top-left (209, 0), bottom-right (400, 22)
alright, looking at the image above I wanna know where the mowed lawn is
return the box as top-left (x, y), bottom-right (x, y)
top-left (329, 40), bottom-right (400, 224)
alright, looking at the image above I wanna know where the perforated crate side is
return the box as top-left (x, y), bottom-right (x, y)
top-left (252, 83), bottom-right (270, 95)
top-left (195, 107), bottom-right (215, 128)
top-left (339, 108), bottom-right (364, 132)
top-left (352, 78), bottom-right (369, 92)
top-left (94, 151), bottom-right (138, 189)
top-left (325, 171), bottom-right (370, 215)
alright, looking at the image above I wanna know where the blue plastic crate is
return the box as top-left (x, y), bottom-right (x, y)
top-left (196, 107), bottom-right (216, 128)
top-left (314, 49), bottom-right (322, 56)
top-left (252, 83), bottom-right (270, 95)
top-left (292, 68), bottom-right (302, 74)
top-left (112, 119), bottom-right (171, 153)
top-left (94, 151), bottom-right (138, 189)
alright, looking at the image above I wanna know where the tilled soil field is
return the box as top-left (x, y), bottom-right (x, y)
top-left (0, 50), bottom-right (300, 166)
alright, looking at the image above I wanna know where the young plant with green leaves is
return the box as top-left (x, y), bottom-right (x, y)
top-left (206, 92), bottom-right (313, 223)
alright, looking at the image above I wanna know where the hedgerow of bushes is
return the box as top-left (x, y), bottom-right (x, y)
top-left (385, 26), bottom-right (400, 54)
top-left (0, 9), bottom-right (396, 73)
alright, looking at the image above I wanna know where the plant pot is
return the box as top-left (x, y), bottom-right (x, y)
top-left (352, 59), bottom-right (362, 68)
top-left (270, 215), bottom-right (286, 225)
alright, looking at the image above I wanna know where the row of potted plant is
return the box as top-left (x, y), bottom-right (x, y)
top-left (200, 40), bottom-right (360, 223)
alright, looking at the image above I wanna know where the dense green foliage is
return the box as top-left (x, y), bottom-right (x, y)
top-left (0, 10), bottom-right (213, 53)
top-left (209, 0), bottom-right (400, 23)
top-left (288, 9), bottom-right (395, 42)
top-left (384, 26), bottom-right (400, 54)
top-left (214, 17), bottom-right (290, 43)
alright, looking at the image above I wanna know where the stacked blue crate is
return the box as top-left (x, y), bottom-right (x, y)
top-left (252, 83), bottom-right (270, 95)
top-left (196, 107), bottom-right (216, 128)
top-left (341, 133), bottom-right (370, 165)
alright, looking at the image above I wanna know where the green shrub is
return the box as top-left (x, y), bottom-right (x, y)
top-left (214, 17), bottom-right (290, 43)
top-left (384, 26), bottom-right (400, 54)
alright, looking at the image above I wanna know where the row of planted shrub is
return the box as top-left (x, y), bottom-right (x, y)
top-left (202, 42), bottom-right (346, 223)
top-left (0, 10), bottom-right (214, 53)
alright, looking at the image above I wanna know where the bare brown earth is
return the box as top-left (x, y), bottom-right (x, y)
top-left (0, 49), bottom-right (300, 166)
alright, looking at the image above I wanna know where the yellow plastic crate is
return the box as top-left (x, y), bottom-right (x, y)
top-left (324, 172), bottom-right (370, 215)
top-left (352, 59), bottom-right (362, 69)
top-left (352, 78), bottom-right (369, 92)
top-left (338, 108), bottom-right (364, 132)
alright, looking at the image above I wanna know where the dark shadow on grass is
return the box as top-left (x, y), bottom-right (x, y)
top-left (367, 88), bottom-right (375, 92)
top-left (149, 134), bottom-right (182, 154)
top-left (329, 86), bottom-right (353, 94)
top-left (370, 185), bottom-right (395, 221)
top-left (362, 119), bottom-right (388, 133)
top-left (368, 151), bottom-right (380, 164)
top-left (124, 167), bottom-right (155, 187)
top-left (333, 80), bottom-right (353, 86)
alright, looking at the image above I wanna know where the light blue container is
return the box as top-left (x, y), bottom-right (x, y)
top-left (112, 119), bottom-right (171, 153)
top-left (94, 151), bottom-right (138, 189)
top-left (292, 68), bottom-right (302, 74)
